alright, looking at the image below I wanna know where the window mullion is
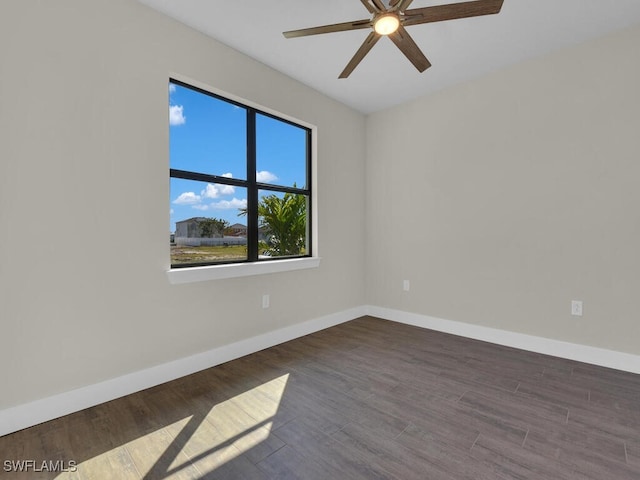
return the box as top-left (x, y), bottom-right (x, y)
top-left (306, 128), bottom-right (313, 259)
top-left (246, 109), bottom-right (259, 261)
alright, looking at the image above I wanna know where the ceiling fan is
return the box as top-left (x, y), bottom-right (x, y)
top-left (283, 0), bottom-right (504, 78)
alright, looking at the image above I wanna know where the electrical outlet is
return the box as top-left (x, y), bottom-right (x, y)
top-left (262, 294), bottom-right (270, 309)
top-left (403, 280), bottom-right (410, 292)
top-left (571, 300), bottom-right (583, 316)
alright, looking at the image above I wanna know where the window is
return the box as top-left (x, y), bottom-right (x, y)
top-left (169, 79), bottom-right (312, 269)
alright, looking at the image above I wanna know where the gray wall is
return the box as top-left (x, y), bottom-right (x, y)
top-left (366, 24), bottom-right (640, 355)
top-left (0, 0), bottom-right (366, 410)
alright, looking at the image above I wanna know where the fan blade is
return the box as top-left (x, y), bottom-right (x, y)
top-left (339, 31), bottom-right (381, 78)
top-left (370, 0), bottom-right (387, 12)
top-left (390, 0), bottom-right (414, 12)
top-left (403, 0), bottom-right (503, 27)
top-left (388, 26), bottom-right (431, 72)
top-left (283, 19), bottom-right (371, 38)
top-left (359, 0), bottom-right (377, 14)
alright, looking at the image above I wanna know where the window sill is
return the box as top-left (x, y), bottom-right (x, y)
top-left (166, 257), bottom-right (321, 284)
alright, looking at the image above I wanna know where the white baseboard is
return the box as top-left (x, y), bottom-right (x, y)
top-left (4, 304), bottom-right (639, 438)
top-left (0, 306), bottom-right (366, 437)
top-left (366, 305), bottom-right (640, 375)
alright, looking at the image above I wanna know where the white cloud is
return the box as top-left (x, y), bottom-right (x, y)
top-left (256, 170), bottom-right (278, 183)
top-left (169, 105), bottom-right (186, 126)
top-left (169, 84), bottom-right (176, 94)
top-left (201, 183), bottom-right (220, 199)
top-left (170, 209), bottom-right (174, 215)
top-left (200, 183), bottom-right (235, 199)
top-left (173, 191), bottom-right (200, 205)
top-left (209, 198), bottom-right (247, 210)
top-left (218, 184), bottom-right (235, 195)
top-left (173, 181), bottom-right (238, 211)
top-left (217, 174), bottom-right (235, 194)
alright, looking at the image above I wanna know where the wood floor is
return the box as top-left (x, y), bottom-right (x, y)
top-left (1, 316), bottom-right (639, 479)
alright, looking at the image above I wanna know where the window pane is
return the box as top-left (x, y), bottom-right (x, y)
top-left (170, 82), bottom-right (247, 180)
top-left (256, 114), bottom-right (307, 188)
top-left (170, 177), bottom-right (248, 265)
top-left (257, 189), bottom-right (309, 259)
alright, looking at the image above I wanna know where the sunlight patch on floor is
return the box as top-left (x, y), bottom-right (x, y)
top-left (67, 374), bottom-right (289, 479)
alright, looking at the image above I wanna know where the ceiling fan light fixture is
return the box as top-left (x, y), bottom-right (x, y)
top-left (373, 14), bottom-right (400, 35)
top-left (282, 0), bottom-right (505, 78)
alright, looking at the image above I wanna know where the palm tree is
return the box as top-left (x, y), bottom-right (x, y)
top-left (239, 192), bottom-right (307, 256)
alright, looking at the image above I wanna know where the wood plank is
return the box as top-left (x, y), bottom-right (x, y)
top-left (470, 434), bottom-right (577, 480)
top-left (331, 421), bottom-right (458, 480)
top-left (458, 388), bottom-right (569, 430)
top-left (272, 417), bottom-right (398, 480)
top-left (75, 447), bottom-right (139, 480)
top-left (256, 445), bottom-right (341, 480)
top-left (124, 427), bottom-right (202, 479)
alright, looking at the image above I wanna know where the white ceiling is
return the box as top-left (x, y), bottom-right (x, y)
top-left (137, 0), bottom-right (640, 114)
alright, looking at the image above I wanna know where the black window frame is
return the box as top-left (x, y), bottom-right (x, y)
top-left (169, 78), bottom-right (313, 269)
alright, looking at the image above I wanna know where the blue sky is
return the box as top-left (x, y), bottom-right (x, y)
top-left (169, 82), bottom-right (307, 232)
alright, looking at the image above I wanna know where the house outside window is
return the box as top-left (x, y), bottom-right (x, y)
top-left (169, 79), bottom-right (312, 269)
